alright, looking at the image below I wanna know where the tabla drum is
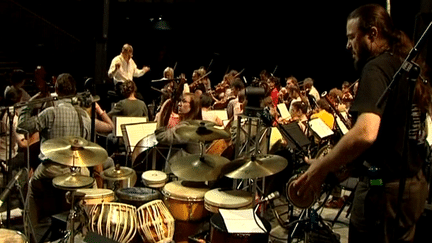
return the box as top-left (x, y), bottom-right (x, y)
top-left (76, 188), bottom-right (115, 214)
top-left (0, 229), bottom-right (28, 243)
top-left (209, 213), bottom-right (271, 243)
top-left (204, 188), bottom-right (253, 214)
top-left (141, 170), bottom-right (168, 188)
top-left (161, 181), bottom-right (209, 221)
top-left (137, 199), bottom-right (175, 243)
top-left (286, 174), bottom-right (315, 209)
top-left (88, 202), bottom-right (137, 243)
top-left (116, 187), bottom-right (161, 208)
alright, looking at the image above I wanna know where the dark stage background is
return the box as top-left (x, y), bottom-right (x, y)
top-left (0, 0), bottom-right (430, 106)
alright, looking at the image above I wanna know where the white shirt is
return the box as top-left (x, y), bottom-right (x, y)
top-left (108, 55), bottom-right (146, 85)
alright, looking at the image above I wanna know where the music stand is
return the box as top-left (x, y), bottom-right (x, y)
top-left (121, 122), bottom-right (157, 168)
top-left (114, 116), bottom-right (148, 137)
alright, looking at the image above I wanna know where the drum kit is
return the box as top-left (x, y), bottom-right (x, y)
top-left (9, 120), bottom-right (290, 243)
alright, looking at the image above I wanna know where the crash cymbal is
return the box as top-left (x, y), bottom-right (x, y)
top-left (41, 136), bottom-right (108, 167)
top-left (100, 164), bottom-right (136, 181)
top-left (170, 154), bottom-right (230, 182)
top-left (53, 173), bottom-right (95, 190)
top-left (222, 154), bottom-right (288, 179)
top-left (176, 123), bottom-right (230, 142)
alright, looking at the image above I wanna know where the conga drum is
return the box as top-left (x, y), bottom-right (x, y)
top-left (161, 181), bottom-right (209, 221)
top-left (286, 174), bottom-right (315, 209)
top-left (137, 199), bottom-right (175, 243)
top-left (209, 213), bottom-right (271, 243)
top-left (116, 187), bottom-right (161, 208)
top-left (204, 188), bottom-right (253, 214)
top-left (88, 202), bottom-right (137, 243)
top-left (0, 229), bottom-right (28, 243)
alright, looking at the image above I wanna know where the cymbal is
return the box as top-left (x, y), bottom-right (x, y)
top-left (53, 173), bottom-right (95, 190)
top-left (187, 120), bottom-right (216, 127)
top-left (176, 123), bottom-right (230, 142)
top-left (222, 154), bottom-right (288, 179)
top-left (170, 154), bottom-right (230, 182)
top-left (41, 136), bottom-right (108, 167)
top-left (100, 164), bottom-right (136, 181)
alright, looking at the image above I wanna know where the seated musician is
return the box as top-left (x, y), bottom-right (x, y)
top-left (17, 73), bottom-right (101, 239)
top-left (200, 93), bottom-right (223, 126)
top-left (106, 80), bottom-right (148, 156)
top-left (155, 93), bottom-right (202, 170)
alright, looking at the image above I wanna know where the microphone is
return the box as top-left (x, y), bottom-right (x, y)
top-left (259, 191), bottom-right (280, 203)
top-left (0, 168), bottom-right (26, 208)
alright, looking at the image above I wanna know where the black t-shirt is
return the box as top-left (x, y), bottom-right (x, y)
top-left (350, 52), bottom-right (426, 180)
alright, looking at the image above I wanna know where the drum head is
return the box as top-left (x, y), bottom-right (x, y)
top-left (76, 188), bottom-right (115, 204)
top-left (141, 170), bottom-right (167, 188)
top-left (162, 181), bottom-right (209, 201)
top-left (286, 175), bottom-right (315, 209)
top-left (0, 229), bottom-right (28, 243)
top-left (204, 188), bottom-right (252, 209)
top-left (116, 187), bottom-right (161, 207)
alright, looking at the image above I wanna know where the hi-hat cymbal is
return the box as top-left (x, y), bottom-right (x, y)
top-left (176, 123), bottom-right (230, 142)
top-left (222, 154), bottom-right (288, 179)
top-left (41, 136), bottom-right (108, 167)
top-left (170, 154), bottom-right (230, 182)
top-left (53, 173), bottom-right (95, 190)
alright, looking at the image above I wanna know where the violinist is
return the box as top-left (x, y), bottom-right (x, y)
top-left (160, 67), bottom-right (175, 105)
top-left (341, 81), bottom-right (354, 109)
top-left (303, 77), bottom-right (320, 103)
top-left (286, 84), bottom-right (303, 114)
top-left (268, 76), bottom-right (280, 108)
top-left (189, 67), bottom-right (211, 94)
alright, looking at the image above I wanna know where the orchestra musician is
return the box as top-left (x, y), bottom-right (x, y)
top-left (293, 4), bottom-right (432, 242)
top-left (17, 73), bottom-right (100, 239)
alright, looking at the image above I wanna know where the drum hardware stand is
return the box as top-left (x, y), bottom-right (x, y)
top-left (271, 179), bottom-right (340, 242)
top-left (233, 113), bottom-right (270, 216)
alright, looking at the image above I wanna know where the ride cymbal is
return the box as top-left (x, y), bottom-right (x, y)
top-left (41, 136), bottom-right (108, 167)
top-left (170, 154), bottom-right (230, 182)
top-left (222, 154), bottom-right (288, 179)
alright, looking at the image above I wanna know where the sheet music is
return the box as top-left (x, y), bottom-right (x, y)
top-left (336, 116), bottom-right (349, 135)
top-left (121, 122), bottom-right (157, 152)
top-left (115, 116), bottom-right (148, 136)
top-left (309, 118), bottom-right (334, 139)
top-left (207, 109), bottom-right (228, 120)
top-left (277, 103), bottom-right (291, 120)
top-left (219, 209), bottom-right (266, 234)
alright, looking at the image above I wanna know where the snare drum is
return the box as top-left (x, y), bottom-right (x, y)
top-left (137, 199), bottom-right (175, 243)
top-left (141, 170), bottom-right (168, 188)
top-left (204, 188), bottom-right (253, 214)
top-left (88, 203), bottom-right (137, 243)
top-left (162, 181), bottom-right (209, 221)
top-left (0, 229), bottom-right (28, 243)
top-left (116, 187), bottom-right (161, 207)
